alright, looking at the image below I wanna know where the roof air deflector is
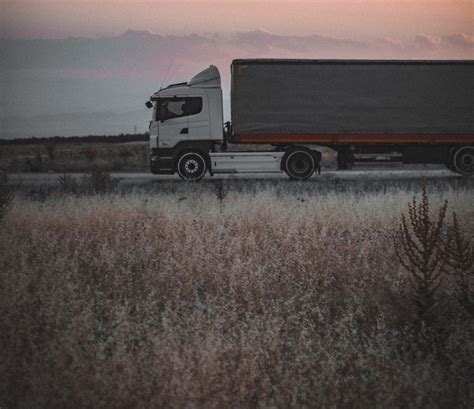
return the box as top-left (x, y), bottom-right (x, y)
top-left (188, 65), bottom-right (221, 88)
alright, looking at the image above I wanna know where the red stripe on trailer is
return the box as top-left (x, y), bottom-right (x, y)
top-left (235, 134), bottom-right (474, 144)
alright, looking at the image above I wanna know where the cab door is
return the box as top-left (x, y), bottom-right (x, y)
top-left (187, 94), bottom-right (210, 141)
top-left (156, 97), bottom-right (189, 148)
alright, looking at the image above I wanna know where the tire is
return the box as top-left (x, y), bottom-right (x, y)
top-left (176, 151), bottom-right (208, 181)
top-left (453, 146), bottom-right (474, 176)
top-left (445, 147), bottom-right (457, 172)
top-left (283, 149), bottom-right (316, 180)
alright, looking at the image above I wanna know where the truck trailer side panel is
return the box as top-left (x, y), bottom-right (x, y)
top-left (230, 59), bottom-right (474, 144)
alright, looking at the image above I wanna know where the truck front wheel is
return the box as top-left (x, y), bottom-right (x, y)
top-left (176, 151), bottom-right (208, 181)
top-left (453, 146), bottom-right (474, 176)
top-left (283, 149), bottom-right (316, 180)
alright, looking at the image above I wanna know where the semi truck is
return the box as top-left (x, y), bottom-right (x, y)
top-left (146, 59), bottom-right (474, 180)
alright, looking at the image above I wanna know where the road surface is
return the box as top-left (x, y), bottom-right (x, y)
top-left (4, 165), bottom-right (471, 188)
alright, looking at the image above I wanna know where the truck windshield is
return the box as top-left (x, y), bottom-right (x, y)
top-left (156, 97), bottom-right (202, 121)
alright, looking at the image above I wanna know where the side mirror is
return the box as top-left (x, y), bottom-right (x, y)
top-left (145, 101), bottom-right (153, 109)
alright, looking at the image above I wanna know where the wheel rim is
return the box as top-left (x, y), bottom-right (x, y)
top-left (285, 151), bottom-right (315, 180)
top-left (184, 159), bottom-right (199, 174)
top-left (454, 147), bottom-right (474, 176)
top-left (177, 153), bottom-right (207, 181)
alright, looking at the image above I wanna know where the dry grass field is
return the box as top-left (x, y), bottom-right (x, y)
top-left (1, 179), bottom-right (473, 408)
top-left (0, 141), bottom-right (151, 173)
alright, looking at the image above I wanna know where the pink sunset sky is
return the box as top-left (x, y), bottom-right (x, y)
top-left (2, 0), bottom-right (473, 40)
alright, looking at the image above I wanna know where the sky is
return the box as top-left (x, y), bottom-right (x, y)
top-left (1, 0), bottom-right (473, 138)
top-left (2, 0), bottom-right (473, 39)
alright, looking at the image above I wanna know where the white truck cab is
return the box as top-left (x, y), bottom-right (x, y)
top-left (147, 66), bottom-right (224, 177)
top-left (150, 66), bottom-right (223, 149)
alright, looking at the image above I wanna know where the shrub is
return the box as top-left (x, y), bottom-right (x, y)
top-left (45, 143), bottom-right (57, 161)
top-left (394, 184), bottom-right (448, 324)
top-left (58, 173), bottom-right (80, 194)
top-left (212, 178), bottom-right (228, 207)
top-left (0, 174), bottom-right (14, 223)
top-left (81, 146), bottom-right (98, 162)
top-left (57, 169), bottom-right (119, 195)
top-left (25, 152), bottom-right (44, 172)
top-left (82, 168), bottom-right (119, 194)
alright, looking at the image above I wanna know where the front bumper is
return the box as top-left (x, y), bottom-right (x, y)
top-left (150, 151), bottom-right (175, 174)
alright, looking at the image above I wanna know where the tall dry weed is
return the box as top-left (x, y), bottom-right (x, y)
top-left (394, 184), bottom-right (448, 323)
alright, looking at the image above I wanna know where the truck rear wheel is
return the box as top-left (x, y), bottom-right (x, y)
top-left (453, 146), bottom-right (474, 176)
top-left (176, 151), bottom-right (208, 181)
top-left (283, 149), bottom-right (316, 180)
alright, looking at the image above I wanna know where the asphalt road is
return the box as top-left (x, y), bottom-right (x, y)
top-left (4, 165), bottom-right (468, 187)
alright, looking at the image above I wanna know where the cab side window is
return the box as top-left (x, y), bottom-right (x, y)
top-left (156, 97), bottom-right (202, 121)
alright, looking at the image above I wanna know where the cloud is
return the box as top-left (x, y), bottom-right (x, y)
top-left (413, 33), bottom-right (474, 51)
top-left (414, 34), bottom-right (441, 48)
top-left (230, 29), bottom-right (366, 56)
top-left (2, 30), bottom-right (472, 75)
top-left (441, 33), bottom-right (474, 49)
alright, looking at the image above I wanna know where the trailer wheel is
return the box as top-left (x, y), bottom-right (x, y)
top-left (176, 151), bottom-right (208, 181)
top-left (283, 149), bottom-right (316, 180)
top-left (453, 146), bottom-right (474, 176)
top-left (445, 147), bottom-right (457, 172)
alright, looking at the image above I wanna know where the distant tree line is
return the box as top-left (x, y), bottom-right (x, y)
top-left (0, 133), bottom-right (150, 146)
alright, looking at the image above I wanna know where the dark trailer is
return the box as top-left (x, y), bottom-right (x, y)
top-left (230, 59), bottom-right (474, 171)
